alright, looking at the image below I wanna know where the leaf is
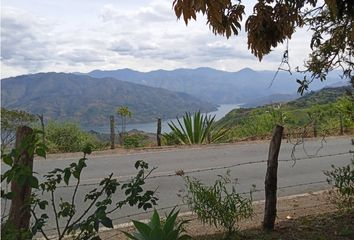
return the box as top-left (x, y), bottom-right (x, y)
top-left (100, 217), bottom-right (113, 228)
top-left (38, 200), bottom-right (48, 210)
top-left (29, 176), bottom-right (39, 188)
top-left (82, 144), bottom-right (92, 155)
top-left (121, 231), bottom-right (139, 240)
top-left (132, 220), bottom-right (151, 238)
top-left (149, 209), bottom-right (161, 229)
top-left (63, 169), bottom-right (71, 185)
top-left (35, 147), bottom-right (46, 158)
top-left (2, 155), bottom-right (13, 166)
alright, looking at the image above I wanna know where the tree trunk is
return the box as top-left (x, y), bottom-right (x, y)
top-left (110, 115), bottom-right (115, 149)
top-left (8, 126), bottom-right (35, 231)
top-left (263, 125), bottom-right (283, 230)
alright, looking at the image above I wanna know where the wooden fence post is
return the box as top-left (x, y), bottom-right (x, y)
top-left (263, 125), bottom-right (284, 230)
top-left (110, 115), bottom-right (115, 149)
top-left (313, 120), bottom-right (317, 138)
top-left (8, 126), bottom-right (35, 231)
top-left (339, 113), bottom-right (344, 135)
top-left (157, 118), bottom-right (162, 146)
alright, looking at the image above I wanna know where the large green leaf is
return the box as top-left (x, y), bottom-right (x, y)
top-left (132, 220), bottom-right (151, 239)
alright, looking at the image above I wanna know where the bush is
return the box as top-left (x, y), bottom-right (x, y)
top-left (183, 171), bottom-right (254, 239)
top-left (123, 208), bottom-right (191, 240)
top-left (1, 135), bottom-right (158, 240)
top-left (168, 111), bottom-right (226, 145)
top-left (124, 133), bottom-right (149, 149)
top-left (162, 132), bottom-right (181, 146)
top-left (324, 155), bottom-right (354, 211)
top-left (45, 121), bottom-right (105, 153)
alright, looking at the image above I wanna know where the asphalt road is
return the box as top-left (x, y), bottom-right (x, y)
top-left (1, 136), bottom-right (353, 234)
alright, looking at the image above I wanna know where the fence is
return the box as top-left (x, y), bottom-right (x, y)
top-left (2, 125), bottom-right (353, 239)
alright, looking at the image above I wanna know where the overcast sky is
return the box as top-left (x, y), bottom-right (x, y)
top-left (1, 0), bottom-right (313, 78)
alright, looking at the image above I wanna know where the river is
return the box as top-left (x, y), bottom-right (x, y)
top-left (89, 104), bottom-right (241, 134)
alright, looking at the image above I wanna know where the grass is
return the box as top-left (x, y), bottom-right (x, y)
top-left (195, 210), bottom-right (354, 240)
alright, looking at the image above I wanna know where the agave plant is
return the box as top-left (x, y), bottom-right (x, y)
top-left (167, 111), bottom-right (226, 144)
top-left (123, 208), bottom-right (191, 240)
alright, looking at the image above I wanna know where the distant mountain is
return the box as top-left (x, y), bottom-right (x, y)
top-left (86, 67), bottom-right (348, 104)
top-left (1, 73), bottom-right (217, 126)
top-left (243, 93), bottom-right (299, 108)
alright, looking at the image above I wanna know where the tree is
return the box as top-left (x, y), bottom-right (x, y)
top-left (117, 106), bottom-right (132, 134)
top-left (0, 108), bottom-right (36, 152)
top-left (172, 0), bottom-right (353, 92)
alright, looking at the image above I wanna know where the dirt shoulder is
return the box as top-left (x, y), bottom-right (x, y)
top-left (98, 190), bottom-right (342, 239)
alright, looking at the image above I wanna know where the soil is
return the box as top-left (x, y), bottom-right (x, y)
top-left (98, 190), bottom-right (353, 240)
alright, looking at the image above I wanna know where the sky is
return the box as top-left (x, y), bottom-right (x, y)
top-left (1, 0), bottom-right (314, 78)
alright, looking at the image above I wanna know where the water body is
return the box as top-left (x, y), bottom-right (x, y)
top-left (90, 104), bottom-right (241, 134)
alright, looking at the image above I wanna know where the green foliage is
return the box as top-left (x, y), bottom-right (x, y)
top-left (168, 112), bottom-right (226, 145)
top-left (162, 132), bottom-right (181, 146)
top-left (123, 208), bottom-right (191, 240)
top-left (173, 1), bottom-right (353, 85)
top-left (0, 108), bottom-right (36, 152)
top-left (324, 155), bottom-right (354, 211)
top-left (1, 131), bottom-right (158, 240)
top-left (216, 87), bottom-right (354, 142)
top-left (45, 121), bottom-right (105, 153)
top-left (117, 106), bottom-right (132, 134)
top-left (183, 171), bottom-right (254, 239)
top-left (124, 133), bottom-right (150, 149)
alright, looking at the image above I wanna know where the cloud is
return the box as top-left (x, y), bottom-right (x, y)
top-left (1, 7), bottom-right (52, 71)
top-left (1, 0), bottom-right (313, 78)
top-left (58, 49), bottom-right (105, 64)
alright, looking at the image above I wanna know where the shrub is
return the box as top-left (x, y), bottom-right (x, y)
top-left (183, 171), bottom-right (254, 239)
top-left (123, 208), bottom-right (191, 240)
top-left (45, 121), bottom-right (105, 153)
top-left (324, 155), bottom-right (354, 211)
top-left (162, 132), bottom-right (181, 146)
top-left (124, 133), bottom-right (149, 149)
top-left (168, 111), bottom-right (226, 145)
top-left (1, 134), bottom-right (158, 240)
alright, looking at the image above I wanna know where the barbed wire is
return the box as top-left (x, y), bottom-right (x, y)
top-left (49, 150), bottom-right (351, 190)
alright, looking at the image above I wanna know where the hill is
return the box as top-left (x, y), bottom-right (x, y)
top-left (1, 72), bottom-right (217, 126)
top-left (216, 86), bottom-right (353, 130)
top-left (86, 67), bottom-right (347, 104)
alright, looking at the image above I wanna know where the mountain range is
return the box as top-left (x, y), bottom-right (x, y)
top-left (1, 67), bottom-right (349, 127)
top-left (86, 67), bottom-right (348, 104)
top-left (1, 72), bottom-right (216, 126)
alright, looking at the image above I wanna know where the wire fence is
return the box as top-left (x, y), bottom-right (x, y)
top-left (39, 148), bottom-right (353, 235)
top-left (52, 150), bottom-right (352, 189)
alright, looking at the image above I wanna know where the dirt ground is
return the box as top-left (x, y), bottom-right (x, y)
top-left (98, 190), bottom-right (344, 240)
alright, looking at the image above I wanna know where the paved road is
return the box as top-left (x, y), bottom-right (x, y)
top-left (1, 137), bottom-right (353, 234)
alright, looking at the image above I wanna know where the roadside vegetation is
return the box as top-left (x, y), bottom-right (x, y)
top-left (45, 121), bottom-right (108, 153)
top-left (215, 88), bottom-right (354, 142)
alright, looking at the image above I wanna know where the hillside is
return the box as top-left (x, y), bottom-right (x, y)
top-left (86, 67), bottom-right (347, 104)
top-left (1, 73), bottom-right (217, 126)
top-left (217, 86), bottom-right (353, 130)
